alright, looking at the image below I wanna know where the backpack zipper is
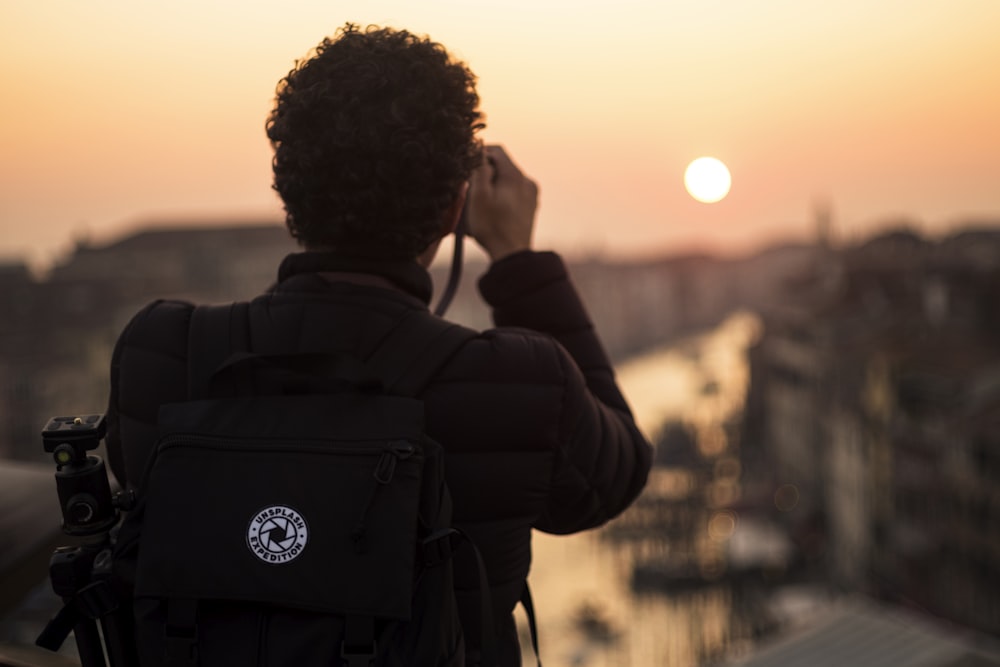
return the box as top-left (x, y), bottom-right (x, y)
top-left (154, 432), bottom-right (410, 456)
top-left (135, 434), bottom-right (419, 508)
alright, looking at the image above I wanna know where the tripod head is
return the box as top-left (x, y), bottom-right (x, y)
top-left (42, 414), bottom-right (121, 536)
top-left (43, 414), bottom-right (105, 458)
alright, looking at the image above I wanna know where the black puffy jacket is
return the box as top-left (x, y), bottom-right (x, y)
top-left (107, 249), bottom-right (652, 665)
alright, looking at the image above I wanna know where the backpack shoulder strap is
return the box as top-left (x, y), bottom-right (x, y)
top-left (365, 311), bottom-right (477, 397)
top-left (187, 303), bottom-right (472, 400)
top-left (186, 302), bottom-right (251, 400)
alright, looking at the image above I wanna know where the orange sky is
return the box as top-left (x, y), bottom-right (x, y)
top-left (2, 1), bottom-right (999, 270)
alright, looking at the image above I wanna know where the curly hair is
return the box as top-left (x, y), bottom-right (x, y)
top-left (265, 24), bottom-right (485, 258)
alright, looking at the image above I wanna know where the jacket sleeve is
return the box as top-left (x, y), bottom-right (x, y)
top-left (478, 251), bottom-right (653, 533)
top-left (106, 299), bottom-right (194, 489)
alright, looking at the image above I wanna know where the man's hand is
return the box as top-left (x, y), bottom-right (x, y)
top-left (466, 145), bottom-right (538, 262)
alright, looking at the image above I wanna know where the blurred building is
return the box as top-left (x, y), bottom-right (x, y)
top-left (743, 225), bottom-right (1000, 636)
top-left (0, 223), bottom-right (296, 461)
top-left (0, 262), bottom-right (38, 462)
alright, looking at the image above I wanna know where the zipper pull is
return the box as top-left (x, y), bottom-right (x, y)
top-left (353, 441), bottom-right (416, 553)
top-left (373, 441), bottom-right (414, 484)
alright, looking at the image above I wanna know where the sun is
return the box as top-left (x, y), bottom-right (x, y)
top-left (684, 157), bottom-right (731, 203)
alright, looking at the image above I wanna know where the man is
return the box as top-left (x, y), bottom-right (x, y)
top-left (107, 23), bottom-right (652, 665)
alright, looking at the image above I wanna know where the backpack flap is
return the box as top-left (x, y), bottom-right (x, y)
top-left (134, 393), bottom-right (428, 621)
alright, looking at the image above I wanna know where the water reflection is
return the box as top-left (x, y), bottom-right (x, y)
top-left (524, 312), bottom-right (775, 666)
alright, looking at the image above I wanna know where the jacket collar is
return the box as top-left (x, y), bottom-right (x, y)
top-left (276, 252), bottom-right (433, 305)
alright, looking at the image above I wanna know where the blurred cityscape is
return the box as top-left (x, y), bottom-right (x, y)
top-left (0, 219), bottom-right (814, 462)
top-left (2, 215), bottom-right (999, 665)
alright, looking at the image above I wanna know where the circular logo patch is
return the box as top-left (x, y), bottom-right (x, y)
top-left (246, 505), bottom-right (308, 564)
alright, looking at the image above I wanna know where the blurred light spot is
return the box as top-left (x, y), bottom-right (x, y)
top-left (706, 480), bottom-right (740, 508)
top-left (774, 484), bottom-right (800, 512)
top-left (714, 456), bottom-right (741, 480)
top-left (698, 555), bottom-right (727, 580)
top-left (697, 424), bottom-right (728, 456)
top-left (708, 510), bottom-right (738, 541)
top-left (649, 468), bottom-right (696, 499)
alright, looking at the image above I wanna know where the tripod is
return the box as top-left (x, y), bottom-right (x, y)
top-left (34, 415), bottom-right (138, 667)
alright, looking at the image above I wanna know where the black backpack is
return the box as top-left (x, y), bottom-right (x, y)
top-left (113, 302), bottom-right (494, 667)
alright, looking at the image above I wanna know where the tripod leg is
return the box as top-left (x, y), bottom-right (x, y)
top-left (101, 605), bottom-right (139, 667)
top-left (73, 617), bottom-right (108, 667)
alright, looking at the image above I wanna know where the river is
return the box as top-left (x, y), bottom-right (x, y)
top-left (522, 311), bottom-right (793, 666)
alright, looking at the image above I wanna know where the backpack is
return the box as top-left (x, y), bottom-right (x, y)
top-left (112, 302), bottom-right (494, 667)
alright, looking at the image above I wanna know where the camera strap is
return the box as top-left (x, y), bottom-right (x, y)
top-left (433, 208), bottom-right (467, 317)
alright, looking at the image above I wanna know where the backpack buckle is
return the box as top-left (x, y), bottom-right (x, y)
top-left (164, 598), bottom-right (198, 667)
top-left (340, 639), bottom-right (377, 667)
top-left (164, 627), bottom-right (198, 667)
top-left (342, 615), bottom-right (376, 667)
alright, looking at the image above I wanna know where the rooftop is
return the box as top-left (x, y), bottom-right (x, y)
top-left (727, 597), bottom-right (1000, 667)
